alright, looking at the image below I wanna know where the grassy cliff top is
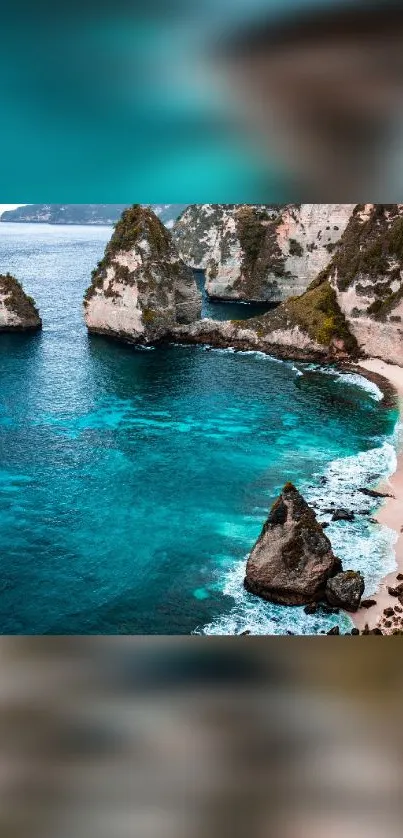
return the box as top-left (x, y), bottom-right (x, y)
top-left (0, 273), bottom-right (41, 324)
top-left (104, 205), bottom-right (172, 262)
top-left (233, 279), bottom-right (358, 355)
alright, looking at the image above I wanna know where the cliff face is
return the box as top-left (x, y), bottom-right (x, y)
top-left (0, 273), bottom-right (41, 331)
top-left (84, 205), bottom-right (201, 343)
top-left (174, 204), bottom-right (354, 302)
top-left (321, 204), bottom-right (403, 365)
top-left (173, 203), bottom-right (276, 272)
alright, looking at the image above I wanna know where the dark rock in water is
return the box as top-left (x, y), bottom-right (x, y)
top-left (325, 570), bottom-right (365, 612)
top-left (384, 607), bottom-right (394, 618)
top-left (358, 487), bottom-right (394, 499)
top-left (321, 522), bottom-right (329, 529)
top-left (238, 629), bottom-right (251, 636)
top-left (318, 602), bottom-right (339, 615)
top-left (361, 598), bottom-right (377, 608)
top-left (304, 603), bottom-right (318, 615)
top-left (327, 626), bottom-right (340, 635)
top-left (351, 628), bottom-right (360, 635)
top-left (244, 482), bottom-right (342, 606)
top-left (331, 508), bottom-right (355, 522)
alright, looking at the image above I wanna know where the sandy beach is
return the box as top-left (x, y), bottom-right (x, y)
top-left (352, 359), bottom-right (403, 634)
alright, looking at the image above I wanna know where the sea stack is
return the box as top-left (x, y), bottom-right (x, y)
top-left (244, 483), bottom-right (342, 605)
top-left (84, 205), bottom-right (201, 343)
top-left (0, 273), bottom-right (41, 332)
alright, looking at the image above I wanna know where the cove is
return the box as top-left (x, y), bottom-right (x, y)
top-left (0, 223), bottom-right (398, 634)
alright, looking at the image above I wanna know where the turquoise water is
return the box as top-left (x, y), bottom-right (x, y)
top-left (0, 223), bottom-right (398, 634)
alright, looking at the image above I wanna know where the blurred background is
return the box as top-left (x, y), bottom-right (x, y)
top-left (0, 0), bottom-right (402, 200)
top-left (1, 638), bottom-right (403, 838)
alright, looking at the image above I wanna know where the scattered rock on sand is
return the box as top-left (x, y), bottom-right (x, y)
top-left (383, 607), bottom-right (394, 617)
top-left (327, 626), bottom-right (340, 635)
top-left (361, 598), bottom-right (377, 608)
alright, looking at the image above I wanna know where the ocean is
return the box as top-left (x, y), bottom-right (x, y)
top-left (0, 222), bottom-right (398, 634)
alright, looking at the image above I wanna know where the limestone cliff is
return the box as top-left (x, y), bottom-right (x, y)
top-left (173, 277), bottom-right (358, 363)
top-left (174, 203), bottom-right (354, 302)
top-left (319, 204), bottom-right (403, 365)
top-left (0, 273), bottom-right (41, 332)
top-left (173, 203), bottom-right (277, 282)
top-left (84, 205), bottom-right (201, 343)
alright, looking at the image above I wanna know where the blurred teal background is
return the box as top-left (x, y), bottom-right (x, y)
top-left (0, 0), bottom-right (352, 201)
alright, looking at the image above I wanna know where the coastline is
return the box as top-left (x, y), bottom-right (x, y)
top-left (352, 359), bottom-right (403, 634)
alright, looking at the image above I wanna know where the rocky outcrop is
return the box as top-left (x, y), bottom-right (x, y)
top-left (174, 203), bottom-right (354, 302)
top-left (173, 276), bottom-right (358, 362)
top-left (325, 571), bottom-right (365, 612)
top-left (320, 204), bottom-right (403, 365)
top-left (0, 273), bottom-right (41, 331)
top-left (84, 205), bottom-right (201, 343)
top-left (244, 483), bottom-right (342, 605)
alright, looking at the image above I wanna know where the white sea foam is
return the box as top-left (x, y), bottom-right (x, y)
top-left (200, 435), bottom-right (398, 636)
top-left (301, 363), bottom-right (384, 400)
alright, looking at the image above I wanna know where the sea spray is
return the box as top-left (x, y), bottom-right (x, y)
top-left (201, 414), bottom-right (399, 636)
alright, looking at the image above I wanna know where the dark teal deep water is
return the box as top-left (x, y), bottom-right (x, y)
top-left (0, 223), bottom-right (398, 634)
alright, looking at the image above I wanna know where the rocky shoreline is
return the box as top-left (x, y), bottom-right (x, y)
top-left (81, 204), bottom-right (403, 635)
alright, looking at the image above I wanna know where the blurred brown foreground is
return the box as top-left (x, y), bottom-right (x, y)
top-left (0, 638), bottom-right (403, 838)
top-left (220, 0), bottom-right (403, 200)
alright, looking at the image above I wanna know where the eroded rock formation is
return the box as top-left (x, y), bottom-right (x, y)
top-left (244, 483), bottom-right (342, 606)
top-left (0, 273), bottom-right (41, 332)
top-left (173, 276), bottom-right (358, 362)
top-left (84, 205), bottom-right (201, 343)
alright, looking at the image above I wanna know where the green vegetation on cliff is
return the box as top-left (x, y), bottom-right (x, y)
top-left (285, 280), bottom-right (358, 353)
top-left (320, 204), bottom-right (403, 320)
top-left (84, 205), bottom-right (172, 305)
top-left (232, 279), bottom-right (358, 355)
top-left (0, 273), bottom-right (41, 327)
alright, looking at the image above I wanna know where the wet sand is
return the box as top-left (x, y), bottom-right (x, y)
top-left (353, 360), bottom-right (403, 634)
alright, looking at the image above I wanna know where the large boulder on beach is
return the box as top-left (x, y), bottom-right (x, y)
top-left (244, 483), bottom-right (342, 605)
top-left (325, 571), bottom-right (365, 612)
